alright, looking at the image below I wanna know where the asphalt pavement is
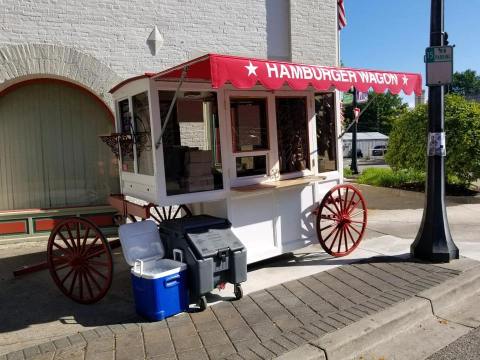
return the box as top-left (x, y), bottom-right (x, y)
top-left (428, 327), bottom-right (480, 360)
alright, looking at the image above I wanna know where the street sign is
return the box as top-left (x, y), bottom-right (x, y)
top-left (342, 93), bottom-right (353, 105)
top-left (356, 91), bottom-right (368, 104)
top-left (425, 46), bottom-right (453, 86)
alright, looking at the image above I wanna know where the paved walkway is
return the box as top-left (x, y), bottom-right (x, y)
top-left (1, 256), bottom-right (461, 360)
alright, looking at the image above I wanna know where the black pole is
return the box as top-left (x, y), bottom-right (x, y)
top-left (350, 88), bottom-right (359, 174)
top-left (411, 0), bottom-right (459, 262)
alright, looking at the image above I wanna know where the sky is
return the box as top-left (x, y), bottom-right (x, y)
top-left (340, 0), bottom-right (480, 106)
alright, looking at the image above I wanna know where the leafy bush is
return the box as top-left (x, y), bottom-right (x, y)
top-left (386, 95), bottom-right (480, 186)
top-left (343, 167), bottom-right (353, 177)
top-left (357, 168), bottom-right (425, 188)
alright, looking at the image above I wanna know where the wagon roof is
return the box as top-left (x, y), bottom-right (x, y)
top-left (110, 53), bottom-right (422, 96)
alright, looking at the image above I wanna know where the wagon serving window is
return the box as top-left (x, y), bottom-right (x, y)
top-left (315, 93), bottom-right (337, 172)
top-left (275, 97), bottom-right (309, 174)
top-left (132, 92), bottom-right (154, 176)
top-left (159, 91), bottom-right (223, 196)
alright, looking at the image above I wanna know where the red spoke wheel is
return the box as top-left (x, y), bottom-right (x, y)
top-left (148, 204), bottom-right (192, 224)
top-left (47, 217), bottom-right (113, 304)
top-left (316, 184), bottom-right (367, 257)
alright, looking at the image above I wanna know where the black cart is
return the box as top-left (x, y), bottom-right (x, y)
top-left (159, 215), bottom-right (247, 310)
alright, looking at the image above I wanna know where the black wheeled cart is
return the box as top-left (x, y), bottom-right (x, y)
top-left (159, 215), bottom-right (247, 310)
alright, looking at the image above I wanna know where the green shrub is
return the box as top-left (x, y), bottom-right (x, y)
top-left (358, 168), bottom-right (425, 188)
top-left (386, 94), bottom-right (480, 186)
top-left (343, 167), bottom-right (353, 177)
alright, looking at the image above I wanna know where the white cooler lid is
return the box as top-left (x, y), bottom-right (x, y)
top-left (118, 220), bottom-right (165, 266)
top-left (131, 258), bottom-right (187, 279)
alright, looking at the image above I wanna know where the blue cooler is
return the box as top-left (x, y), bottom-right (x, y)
top-left (119, 221), bottom-right (189, 321)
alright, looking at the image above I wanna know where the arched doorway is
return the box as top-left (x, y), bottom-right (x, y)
top-left (0, 79), bottom-right (119, 211)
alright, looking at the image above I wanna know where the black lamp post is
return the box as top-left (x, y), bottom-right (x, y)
top-left (410, 0), bottom-right (459, 262)
top-left (350, 88), bottom-right (359, 174)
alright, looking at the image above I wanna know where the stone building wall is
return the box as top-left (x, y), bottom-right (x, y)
top-left (0, 0), bottom-right (338, 103)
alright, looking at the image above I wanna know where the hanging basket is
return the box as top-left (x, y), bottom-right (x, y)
top-left (100, 132), bottom-right (151, 159)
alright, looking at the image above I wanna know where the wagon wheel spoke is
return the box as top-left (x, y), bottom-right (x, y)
top-left (83, 269), bottom-right (95, 300)
top-left (82, 236), bottom-right (100, 256)
top-left (347, 223), bottom-right (362, 236)
top-left (57, 232), bottom-right (76, 254)
top-left (328, 194), bottom-right (342, 214)
top-left (68, 271), bottom-right (79, 296)
top-left (47, 218), bottom-right (113, 304)
top-left (172, 206), bottom-right (182, 218)
top-left (52, 242), bottom-right (73, 256)
top-left (320, 223), bottom-right (335, 232)
top-left (87, 260), bottom-right (110, 267)
top-left (84, 248), bottom-right (108, 260)
top-left (84, 267), bottom-right (103, 291)
top-left (345, 225), bottom-right (357, 245)
top-left (316, 184), bottom-right (367, 257)
top-left (87, 264), bottom-right (108, 280)
top-left (64, 223), bottom-right (78, 252)
top-left (78, 271), bottom-right (84, 300)
top-left (343, 187), bottom-right (349, 212)
top-left (328, 226), bottom-right (342, 251)
top-left (147, 204), bottom-right (192, 225)
top-left (80, 227), bottom-right (91, 250)
top-left (60, 268), bottom-right (75, 286)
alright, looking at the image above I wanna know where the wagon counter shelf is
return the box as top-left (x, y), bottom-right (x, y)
top-left (16, 53), bottom-right (421, 305)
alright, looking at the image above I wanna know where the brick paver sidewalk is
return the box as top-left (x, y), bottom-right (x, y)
top-left (2, 257), bottom-right (460, 360)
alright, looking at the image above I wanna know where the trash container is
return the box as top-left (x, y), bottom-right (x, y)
top-left (119, 220), bottom-right (189, 320)
top-left (159, 215), bottom-right (247, 310)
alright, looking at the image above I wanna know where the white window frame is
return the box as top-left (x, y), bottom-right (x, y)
top-left (226, 90), bottom-right (278, 187)
top-left (274, 90), bottom-right (317, 180)
top-left (153, 81), bottom-right (229, 207)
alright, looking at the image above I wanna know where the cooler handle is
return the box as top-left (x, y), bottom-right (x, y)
top-left (173, 248), bottom-right (184, 263)
top-left (164, 274), bottom-right (181, 288)
top-left (133, 259), bottom-right (144, 276)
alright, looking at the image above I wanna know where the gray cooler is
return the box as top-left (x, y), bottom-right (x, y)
top-left (159, 215), bottom-right (247, 310)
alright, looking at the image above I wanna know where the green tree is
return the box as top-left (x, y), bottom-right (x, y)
top-left (386, 94), bottom-right (480, 186)
top-left (449, 69), bottom-right (480, 97)
top-left (343, 92), bottom-right (408, 135)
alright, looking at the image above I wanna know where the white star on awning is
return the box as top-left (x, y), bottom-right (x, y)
top-left (245, 61), bottom-right (258, 76)
top-left (402, 75), bottom-right (409, 85)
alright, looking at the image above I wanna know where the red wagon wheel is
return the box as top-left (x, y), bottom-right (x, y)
top-left (148, 204), bottom-right (192, 223)
top-left (315, 184), bottom-right (367, 257)
top-left (47, 217), bottom-right (113, 304)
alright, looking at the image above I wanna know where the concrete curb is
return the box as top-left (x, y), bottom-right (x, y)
top-left (275, 260), bottom-right (480, 360)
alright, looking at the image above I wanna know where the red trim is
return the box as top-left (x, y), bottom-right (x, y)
top-left (0, 220), bottom-right (27, 235)
top-left (109, 73), bottom-right (155, 94)
top-left (0, 78), bottom-right (114, 124)
top-left (34, 218), bottom-right (65, 232)
top-left (84, 214), bottom-right (115, 228)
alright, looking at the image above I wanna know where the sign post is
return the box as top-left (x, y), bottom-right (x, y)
top-left (411, 0), bottom-right (459, 262)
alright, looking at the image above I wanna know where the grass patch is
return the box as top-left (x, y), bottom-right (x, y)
top-left (357, 168), bottom-right (478, 196)
top-left (358, 168), bottom-right (425, 188)
top-left (343, 167), bottom-right (353, 178)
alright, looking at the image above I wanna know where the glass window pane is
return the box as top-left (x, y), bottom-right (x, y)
top-left (132, 92), bottom-right (154, 176)
top-left (236, 156), bottom-right (267, 177)
top-left (230, 98), bottom-right (269, 152)
top-left (315, 93), bottom-right (337, 172)
top-left (118, 99), bottom-right (134, 172)
top-left (276, 97), bottom-right (309, 173)
top-left (159, 91), bottom-right (223, 195)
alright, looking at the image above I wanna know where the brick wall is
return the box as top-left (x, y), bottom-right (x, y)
top-left (0, 0), bottom-right (337, 84)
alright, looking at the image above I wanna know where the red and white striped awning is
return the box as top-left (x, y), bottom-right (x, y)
top-left (114, 54), bottom-right (423, 96)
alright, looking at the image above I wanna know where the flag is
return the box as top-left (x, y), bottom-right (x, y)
top-left (338, 0), bottom-right (347, 30)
